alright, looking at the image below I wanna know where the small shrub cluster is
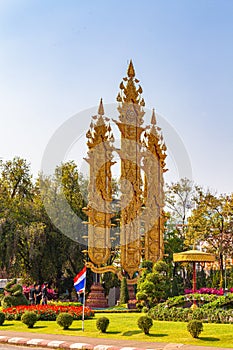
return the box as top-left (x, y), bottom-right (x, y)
top-left (0, 312), bottom-right (5, 325)
top-left (96, 317), bottom-right (109, 333)
top-left (187, 320), bottom-right (203, 338)
top-left (137, 315), bottom-right (153, 334)
top-left (56, 313), bottom-right (73, 329)
top-left (119, 277), bottom-right (129, 304)
top-left (21, 311), bottom-right (37, 328)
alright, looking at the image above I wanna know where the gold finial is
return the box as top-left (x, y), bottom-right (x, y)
top-left (117, 61), bottom-right (144, 106)
top-left (127, 60), bottom-right (135, 77)
top-left (98, 98), bottom-right (104, 116)
top-left (151, 108), bottom-right (156, 125)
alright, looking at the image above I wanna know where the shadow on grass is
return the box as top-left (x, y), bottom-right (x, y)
top-left (199, 336), bottom-right (220, 342)
top-left (122, 330), bottom-right (168, 337)
top-left (105, 331), bottom-right (121, 335)
top-left (0, 324), bottom-right (14, 327)
top-left (32, 326), bottom-right (47, 329)
top-left (122, 330), bottom-right (141, 336)
top-left (65, 327), bottom-right (82, 331)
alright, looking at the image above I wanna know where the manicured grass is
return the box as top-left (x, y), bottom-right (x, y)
top-left (1, 313), bottom-right (233, 348)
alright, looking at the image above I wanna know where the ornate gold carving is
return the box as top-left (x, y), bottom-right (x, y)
top-left (86, 261), bottom-right (118, 274)
top-left (114, 61), bottom-right (146, 279)
top-left (84, 99), bottom-right (115, 266)
top-left (84, 62), bottom-right (167, 282)
top-left (142, 109), bottom-right (167, 262)
top-left (86, 262), bottom-right (143, 285)
top-left (117, 60), bottom-right (145, 109)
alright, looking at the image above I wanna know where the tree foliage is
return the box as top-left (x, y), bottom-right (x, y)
top-left (136, 260), bottom-right (170, 308)
top-left (0, 158), bottom-right (87, 294)
top-left (119, 276), bottom-right (129, 304)
top-left (165, 178), bottom-right (196, 239)
top-left (186, 190), bottom-right (233, 286)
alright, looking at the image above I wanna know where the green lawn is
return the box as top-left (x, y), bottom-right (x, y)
top-left (1, 313), bottom-right (233, 348)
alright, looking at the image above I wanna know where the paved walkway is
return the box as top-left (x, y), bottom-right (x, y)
top-left (0, 331), bottom-right (232, 350)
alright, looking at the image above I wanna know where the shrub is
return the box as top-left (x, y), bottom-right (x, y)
top-left (137, 315), bottom-right (153, 334)
top-left (187, 320), bottom-right (203, 338)
top-left (21, 311), bottom-right (37, 328)
top-left (141, 306), bottom-right (149, 313)
top-left (0, 312), bottom-right (5, 325)
top-left (56, 312), bottom-right (73, 330)
top-left (96, 317), bottom-right (109, 333)
top-left (119, 277), bottom-right (129, 304)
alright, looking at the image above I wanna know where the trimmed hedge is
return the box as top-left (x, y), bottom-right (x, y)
top-left (187, 320), bottom-right (203, 338)
top-left (94, 309), bottom-right (140, 313)
top-left (148, 294), bottom-right (233, 324)
top-left (96, 317), bottom-right (109, 333)
top-left (56, 313), bottom-right (73, 330)
top-left (137, 315), bottom-right (153, 334)
top-left (21, 312), bottom-right (37, 328)
top-left (0, 312), bottom-right (5, 325)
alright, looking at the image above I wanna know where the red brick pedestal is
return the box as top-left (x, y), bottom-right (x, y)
top-left (86, 282), bottom-right (108, 308)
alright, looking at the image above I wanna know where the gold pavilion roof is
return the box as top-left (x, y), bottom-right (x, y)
top-left (173, 250), bottom-right (215, 262)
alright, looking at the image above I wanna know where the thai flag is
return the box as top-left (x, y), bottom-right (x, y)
top-left (74, 266), bottom-right (86, 293)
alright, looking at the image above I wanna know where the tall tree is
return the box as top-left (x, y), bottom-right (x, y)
top-left (165, 178), bottom-right (196, 239)
top-left (186, 190), bottom-right (233, 287)
top-left (0, 157), bottom-right (34, 277)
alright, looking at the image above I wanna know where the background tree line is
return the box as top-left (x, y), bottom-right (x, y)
top-left (0, 157), bottom-right (233, 298)
top-left (164, 178), bottom-right (233, 293)
top-left (0, 157), bottom-right (88, 296)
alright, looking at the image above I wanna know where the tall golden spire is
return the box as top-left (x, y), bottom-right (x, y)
top-left (127, 59), bottom-right (135, 77)
top-left (116, 60), bottom-right (145, 106)
top-left (98, 98), bottom-right (104, 116)
top-left (151, 108), bottom-right (156, 125)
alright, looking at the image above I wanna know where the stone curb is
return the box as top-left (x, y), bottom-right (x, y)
top-left (0, 336), bottom-right (159, 350)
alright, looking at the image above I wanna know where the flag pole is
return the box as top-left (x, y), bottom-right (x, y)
top-left (82, 270), bottom-right (86, 332)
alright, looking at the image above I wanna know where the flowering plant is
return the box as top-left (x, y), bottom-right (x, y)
top-left (185, 287), bottom-right (233, 295)
top-left (3, 304), bottom-right (94, 321)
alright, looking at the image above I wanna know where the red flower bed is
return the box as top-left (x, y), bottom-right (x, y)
top-left (3, 304), bottom-right (94, 321)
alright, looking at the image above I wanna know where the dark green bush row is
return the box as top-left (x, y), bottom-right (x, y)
top-left (148, 305), bottom-right (233, 324)
top-left (94, 309), bottom-right (140, 313)
top-left (158, 294), bottom-right (218, 309)
top-left (201, 294), bottom-right (233, 310)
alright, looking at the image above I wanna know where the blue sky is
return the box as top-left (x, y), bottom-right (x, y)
top-left (0, 0), bottom-right (233, 194)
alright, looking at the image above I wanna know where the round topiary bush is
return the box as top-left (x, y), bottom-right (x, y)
top-left (0, 312), bottom-right (5, 325)
top-left (21, 311), bottom-right (37, 328)
top-left (141, 306), bottom-right (149, 313)
top-left (56, 312), bottom-right (73, 330)
top-left (137, 315), bottom-right (153, 335)
top-left (96, 317), bottom-right (109, 333)
top-left (187, 320), bottom-right (203, 338)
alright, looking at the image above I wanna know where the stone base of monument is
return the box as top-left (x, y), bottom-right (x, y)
top-left (85, 282), bottom-right (108, 308)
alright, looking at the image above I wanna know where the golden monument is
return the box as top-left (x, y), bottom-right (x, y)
top-left (84, 61), bottom-right (167, 284)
